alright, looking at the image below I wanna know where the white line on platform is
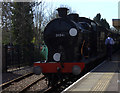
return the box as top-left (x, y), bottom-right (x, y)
top-left (61, 60), bottom-right (106, 93)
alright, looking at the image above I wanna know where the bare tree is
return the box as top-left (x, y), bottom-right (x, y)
top-left (45, 4), bottom-right (58, 23)
top-left (33, 1), bottom-right (47, 46)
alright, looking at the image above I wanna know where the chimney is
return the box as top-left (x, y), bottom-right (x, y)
top-left (57, 7), bottom-right (69, 17)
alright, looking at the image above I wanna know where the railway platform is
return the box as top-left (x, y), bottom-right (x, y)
top-left (62, 50), bottom-right (120, 93)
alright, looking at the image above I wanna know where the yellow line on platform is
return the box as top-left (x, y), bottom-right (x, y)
top-left (90, 73), bottom-right (114, 92)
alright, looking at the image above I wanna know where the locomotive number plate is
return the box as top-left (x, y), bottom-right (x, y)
top-left (56, 34), bottom-right (65, 37)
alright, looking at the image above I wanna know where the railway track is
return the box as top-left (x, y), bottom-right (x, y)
top-left (1, 72), bottom-right (33, 90)
top-left (1, 71), bottom-right (75, 93)
top-left (1, 73), bottom-right (45, 92)
top-left (1, 72), bottom-right (83, 93)
top-left (19, 76), bottom-right (45, 93)
top-left (44, 78), bottom-right (77, 93)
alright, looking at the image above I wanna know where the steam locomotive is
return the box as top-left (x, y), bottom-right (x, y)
top-left (33, 7), bottom-right (120, 86)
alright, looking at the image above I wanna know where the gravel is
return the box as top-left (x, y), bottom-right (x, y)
top-left (2, 66), bottom-right (33, 83)
top-left (2, 66), bottom-right (49, 92)
top-left (27, 78), bottom-right (48, 92)
top-left (2, 74), bottom-right (44, 92)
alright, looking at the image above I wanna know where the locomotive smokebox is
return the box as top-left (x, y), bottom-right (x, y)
top-left (57, 7), bottom-right (69, 17)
